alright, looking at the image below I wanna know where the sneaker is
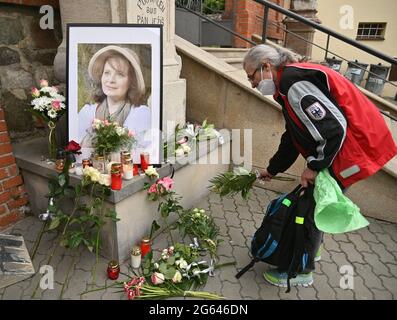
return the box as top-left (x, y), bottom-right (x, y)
top-left (263, 268), bottom-right (313, 287)
top-left (314, 245), bottom-right (322, 262)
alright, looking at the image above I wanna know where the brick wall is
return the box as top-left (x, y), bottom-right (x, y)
top-left (0, 107), bottom-right (28, 230)
top-left (224, 0), bottom-right (286, 48)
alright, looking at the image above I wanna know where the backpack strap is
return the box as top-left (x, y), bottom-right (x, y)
top-left (286, 185), bottom-right (314, 293)
top-left (235, 258), bottom-right (258, 279)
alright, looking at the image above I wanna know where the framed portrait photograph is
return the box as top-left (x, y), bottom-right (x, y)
top-left (67, 24), bottom-right (163, 166)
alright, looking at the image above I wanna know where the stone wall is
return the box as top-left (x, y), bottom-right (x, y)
top-left (0, 107), bottom-right (29, 230)
top-left (0, 3), bottom-right (62, 140)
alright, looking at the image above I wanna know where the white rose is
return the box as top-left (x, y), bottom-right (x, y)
top-left (145, 166), bottom-right (159, 178)
top-left (182, 145), bottom-right (191, 154)
top-left (172, 271), bottom-right (182, 283)
top-left (175, 148), bottom-right (184, 157)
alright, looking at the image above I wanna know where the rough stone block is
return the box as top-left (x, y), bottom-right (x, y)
top-left (0, 234), bottom-right (35, 289)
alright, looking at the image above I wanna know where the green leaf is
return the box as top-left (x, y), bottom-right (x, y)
top-left (149, 220), bottom-right (160, 240)
top-left (58, 173), bottom-right (66, 187)
top-left (159, 262), bottom-right (168, 274)
top-left (164, 267), bottom-right (177, 280)
top-left (48, 216), bottom-right (61, 230)
top-left (167, 256), bottom-right (175, 265)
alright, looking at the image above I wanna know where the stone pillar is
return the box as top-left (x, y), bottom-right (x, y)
top-left (125, 0), bottom-right (186, 135)
top-left (53, 0), bottom-right (186, 136)
top-left (283, 0), bottom-right (320, 58)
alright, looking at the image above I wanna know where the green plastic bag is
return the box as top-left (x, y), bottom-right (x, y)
top-left (313, 169), bottom-right (369, 234)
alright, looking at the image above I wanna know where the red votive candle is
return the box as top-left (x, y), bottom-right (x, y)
top-left (140, 236), bottom-right (152, 258)
top-left (107, 260), bottom-right (120, 280)
top-left (140, 152), bottom-right (150, 171)
top-left (133, 164), bottom-right (139, 176)
top-left (111, 170), bottom-right (122, 190)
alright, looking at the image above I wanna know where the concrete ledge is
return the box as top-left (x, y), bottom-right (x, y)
top-left (13, 135), bottom-right (231, 262)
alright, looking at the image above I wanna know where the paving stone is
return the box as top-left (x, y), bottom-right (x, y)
top-left (375, 233), bottom-right (397, 252)
top-left (233, 246), bottom-right (251, 269)
top-left (334, 288), bottom-right (354, 300)
top-left (346, 233), bottom-right (372, 253)
top-left (371, 288), bottom-right (393, 300)
top-left (41, 281), bottom-right (63, 300)
top-left (228, 227), bottom-right (247, 247)
top-left (356, 227), bottom-right (380, 243)
top-left (278, 286), bottom-right (299, 300)
top-left (224, 211), bottom-right (241, 228)
top-left (221, 281), bottom-right (243, 299)
top-left (361, 252), bottom-right (392, 277)
top-left (352, 263), bottom-right (384, 290)
top-left (258, 282), bottom-right (280, 300)
top-left (213, 217), bottom-right (228, 235)
top-left (380, 224), bottom-right (397, 243)
top-left (233, 194), bottom-right (248, 207)
top-left (368, 242), bottom-right (396, 264)
top-left (296, 285), bottom-right (317, 300)
top-left (312, 269), bottom-right (336, 300)
top-left (339, 242), bottom-right (365, 263)
top-left (101, 284), bottom-right (125, 300)
top-left (222, 198), bottom-right (236, 212)
top-left (353, 276), bottom-right (374, 300)
top-left (238, 271), bottom-right (259, 298)
top-left (216, 241), bottom-right (233, 258)
top-left (218, 263), bottom-right (239, 284)
top-left (330, 251), bottom-right (350, 269)
top-left (367, 220), bottom-right (385, 234)
top-left (61, 267), bottom-right (92, 299)
top-left (332, 233), bottom-right (349, 243)
top-left (208, 192), bottom-right (223, 205)
top-left (318, 247), bottom-right (332, 263)
top-left (318, 261), bottom-right (341, 288)
top-left (323, 235), bottom-right (342, 252)
top-left (210, 203), bottom-right (226, 219)
top-left (236, 204), bottom-right (250, 216)
top-left (2, 283), bottom-right (24, 300)
top-left (252, 213), bottom-right (264, 229)
top-left (201, 274), bottom-right (223, 296)
top-left (385, 263), bottom-right (397, 277)
top-left (75, 249), bottom-right (96, 272)
top-left (241, 220), bottom-right (256, 238)
top-left (378, 276), bottom-right (397, 299)
top-left (247, 200), bottom-right (263, 214)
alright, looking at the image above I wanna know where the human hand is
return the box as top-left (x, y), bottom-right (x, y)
top-left (300, 167), bottom-right (318, 188)
top-left (259, 169), bottom-right (273, 182)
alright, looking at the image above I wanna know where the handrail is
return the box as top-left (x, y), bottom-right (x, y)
top-left (176, 5), bottom-right (257, 46)
top-left (254, 0), bottom-right (397, 66)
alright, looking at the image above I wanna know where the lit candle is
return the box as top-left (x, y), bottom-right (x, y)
top-left (131, 246), bottom-right (142, 269)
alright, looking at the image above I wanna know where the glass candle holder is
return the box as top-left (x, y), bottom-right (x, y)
top-left (140, 152), bottom-right (150, 171)
top-left (140, 236), bottom-right (152, 258)
top-left (107, 260), bottom-right (120, 280)
top-left (123, 158), bottom-right (134, 180)
top-left (111, 169), bottom-right (122, 190)
top-left (131, 246), bottom-right (142, 269)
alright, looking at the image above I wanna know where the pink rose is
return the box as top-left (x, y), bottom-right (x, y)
top-left (31, 87), bottom-right (40, 97)
top-left (40, 79), bottom-right (48, 87)
top-left (128, 130), bottom-right (135, 137)
top-left (177, 136), bottom-right (188, 145)
top-left (52, 100), bottom-right (61, 110)
top-left (158, 177), bottom-right (173, 191)
top-left (151, 272), bottom-right (165, 285)
top-left (148, 184), bottom-right (158, 194)
top-left (127, 289), bottom-right (135, 300)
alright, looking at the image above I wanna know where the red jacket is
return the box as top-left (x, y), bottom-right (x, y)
top-left (267, 63), bottom-right (397, 188)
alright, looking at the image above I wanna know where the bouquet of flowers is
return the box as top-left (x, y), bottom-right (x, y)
top-left (209, 166), bottom-right (295, 200)
top-left (91, 118), bottom-right (137, 156)
top-left (30, 79), bottom-right (66, 122)
top-left (122, 243), bottom-right (223, 300)
top-left (178, 208), bottom-right (221, 258)
top-left (29, 79), bottom-right (66, 159)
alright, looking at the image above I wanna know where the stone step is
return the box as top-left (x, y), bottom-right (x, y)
top-left (201, 47), bottom-right (249, 59)
top-left (222, 57), bottom-right (244, 69)
top-left (0, 234), bottom-right (35, 289)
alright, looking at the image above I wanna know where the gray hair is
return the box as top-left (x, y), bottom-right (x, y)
top-left (243, 44), bottom-right (301, 69)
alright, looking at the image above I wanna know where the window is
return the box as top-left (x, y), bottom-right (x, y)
top-left (356, 23), bottom-right (386, 40)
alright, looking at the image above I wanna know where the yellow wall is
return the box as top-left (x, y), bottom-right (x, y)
top-left (311, 0), bottom-right (397, 98)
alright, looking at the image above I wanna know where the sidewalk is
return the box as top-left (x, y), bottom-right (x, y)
top-left (1, 186), bottom-right (397, 300)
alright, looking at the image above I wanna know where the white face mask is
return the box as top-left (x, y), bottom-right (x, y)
top-left (257, 66), bottom-right (276, 96)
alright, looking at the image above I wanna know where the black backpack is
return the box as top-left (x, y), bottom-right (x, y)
top-left (236, 184), bottom-right (320, 292)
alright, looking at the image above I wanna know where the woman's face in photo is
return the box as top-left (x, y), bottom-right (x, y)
top-left (101, 57), bottom-right (131, 101)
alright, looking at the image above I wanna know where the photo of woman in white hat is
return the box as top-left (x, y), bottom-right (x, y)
top-left (78, 45), bottom-right (151, 160)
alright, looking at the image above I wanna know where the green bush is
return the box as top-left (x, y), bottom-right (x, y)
top-left (203, 0), bottom-right (225, 14)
